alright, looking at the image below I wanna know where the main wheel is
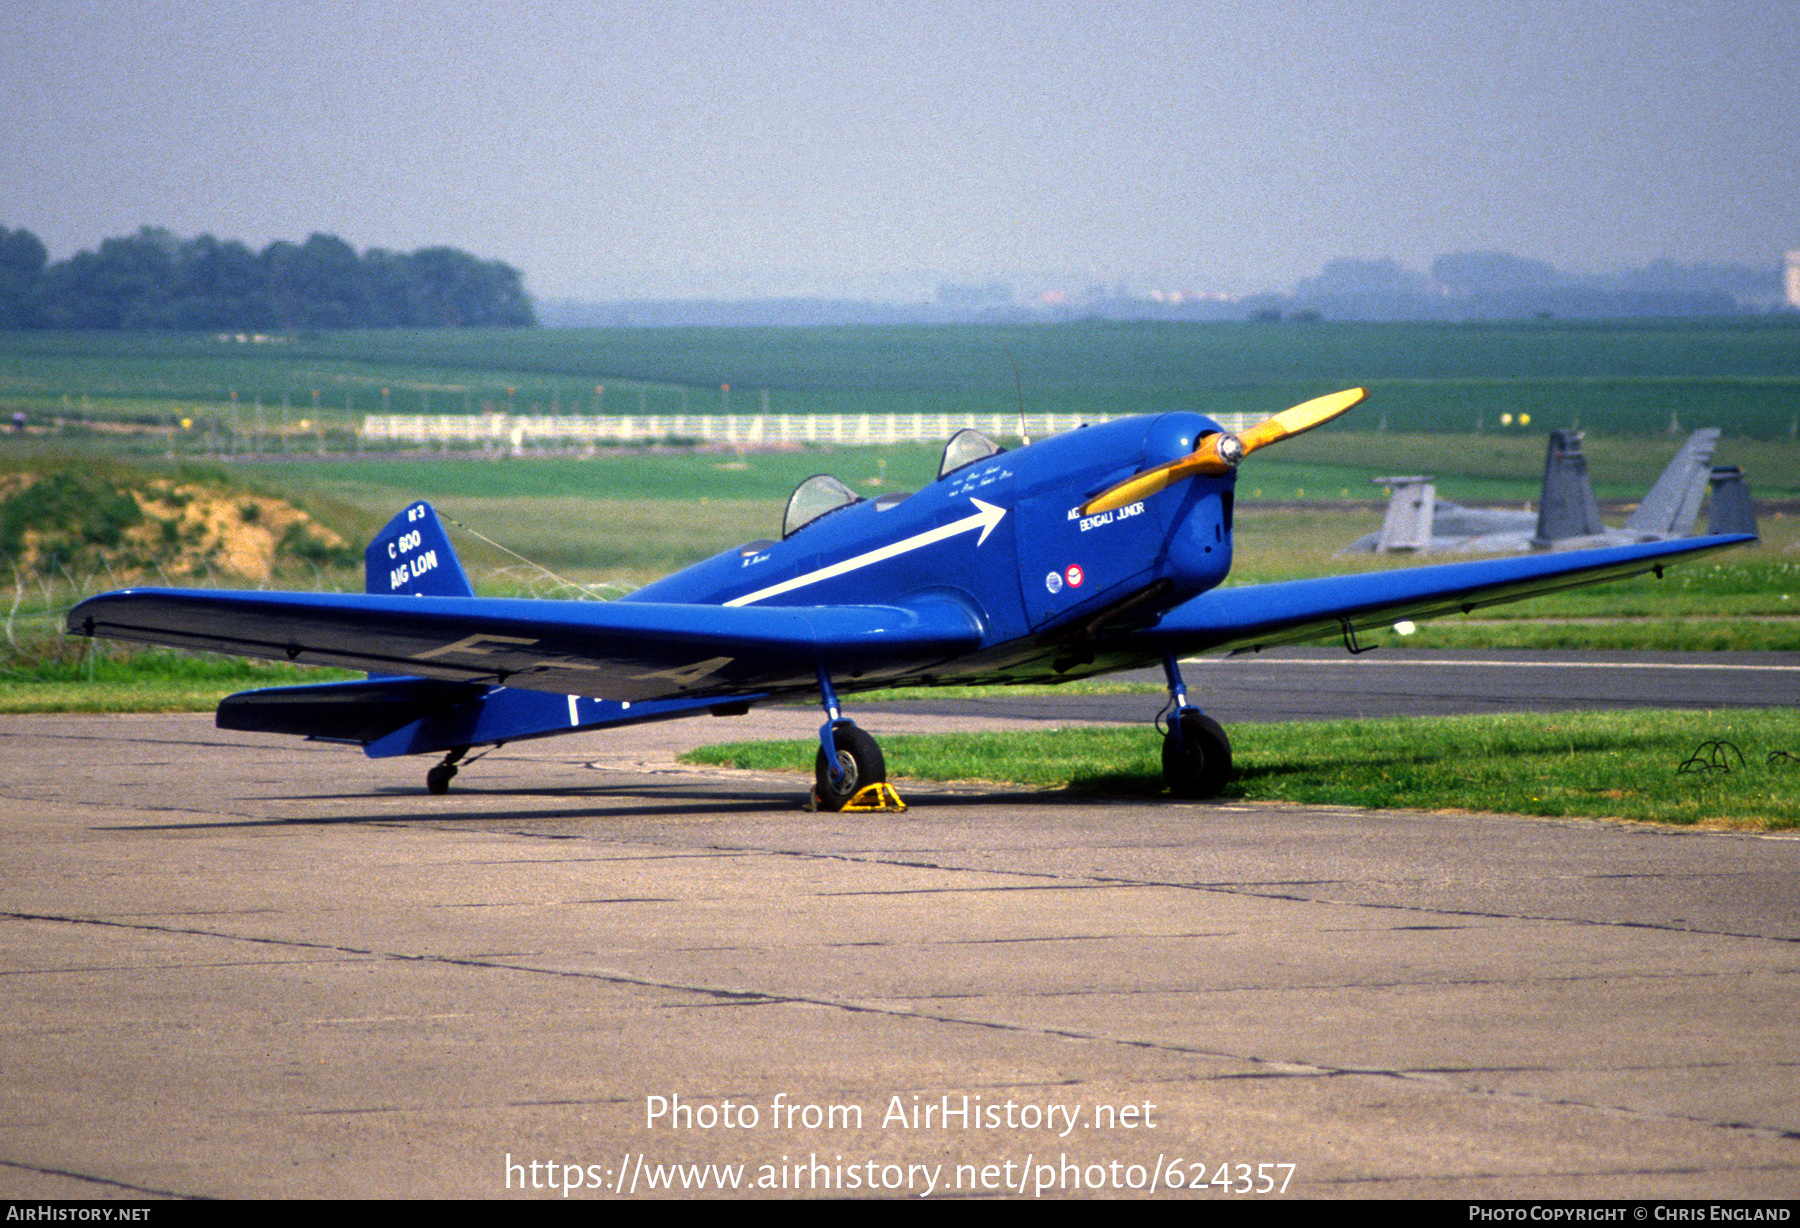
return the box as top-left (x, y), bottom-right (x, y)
top-left (426, 763), bottom-right (457, 795)
top-left (1162, 710), bottom-right (1231, 798)
top-left (814, 723), bottom-right (885, 812)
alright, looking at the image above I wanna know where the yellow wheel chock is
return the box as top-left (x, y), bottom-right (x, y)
top-left (841, 782), bottom-right (907, 812)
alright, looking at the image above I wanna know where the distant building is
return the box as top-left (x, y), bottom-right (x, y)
top-left (1786, 250), bottom-right (1800, 309)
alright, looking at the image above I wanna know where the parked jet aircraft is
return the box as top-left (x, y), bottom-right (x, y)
top-left (1344, 428), bottom-right (1724, 554)
top-left (68, 389), bottom-right (1749, 808)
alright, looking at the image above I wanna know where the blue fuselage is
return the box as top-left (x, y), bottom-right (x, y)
top-left (628, 413), bottom-right (1235, 674)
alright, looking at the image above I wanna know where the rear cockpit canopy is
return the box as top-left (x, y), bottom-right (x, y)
top-left (938, 428), bottom-right (1004, 480)
top-left (780, 430), bottom-right (1004, 539)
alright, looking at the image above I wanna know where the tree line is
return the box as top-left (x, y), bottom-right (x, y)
top-left (0, 226), bottom-right (535, 330)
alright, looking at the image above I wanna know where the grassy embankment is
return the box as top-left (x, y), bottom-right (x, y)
top-left (0, 451), bottom-right (364, 711)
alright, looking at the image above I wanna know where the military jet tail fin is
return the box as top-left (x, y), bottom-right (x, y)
top-left (1533, 430), bottom-right (1604, 544)
top-left (1623, 428), bottom-right (1720, 537)
top-left (1705, 466), bottom-right (1759, 538)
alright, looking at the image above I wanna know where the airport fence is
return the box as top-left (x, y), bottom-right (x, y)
top-left (358, 411), bottom-right (1265, 448)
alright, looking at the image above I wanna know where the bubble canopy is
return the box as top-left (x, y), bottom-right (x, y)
top-left (782, 474), bottom-right (863, 538)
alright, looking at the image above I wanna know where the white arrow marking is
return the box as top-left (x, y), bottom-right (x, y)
top-left (725, 498), bottom-right (1007, 607)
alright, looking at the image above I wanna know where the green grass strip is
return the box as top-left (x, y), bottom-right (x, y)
top-left (683, 708), bottom-right (1800, 829)
top-left (1372, 621), bottom-right (1800, 652)
top-left (0, 655), bottom-right (359, 713)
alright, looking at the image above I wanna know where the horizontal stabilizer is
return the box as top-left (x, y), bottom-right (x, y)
top-left (362, 687), bottom-right (755, 758)
top-left (218, 676), bottom-right (490, 742)
top-left (217, 674), bottom-right (757, 757)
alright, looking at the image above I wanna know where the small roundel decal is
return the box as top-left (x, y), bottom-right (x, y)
top-left (1066, 564), bottom-right (1084, 588)
top-left (1044, 570), bottom-right (1063, 594)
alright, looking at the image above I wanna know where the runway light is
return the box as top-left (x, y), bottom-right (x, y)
top-left (1501, 413), bottom-right (1513, 426)
top-left (1520, 413), bottom-right (1531, 426)
top-left (1394, 620), bottom-right (1416, 635)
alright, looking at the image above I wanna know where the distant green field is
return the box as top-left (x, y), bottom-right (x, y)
top-left (256, 447), bottom-right (942, 504)
top-left (173, 431), bottom-right (1800, 510)
top-left (4, 317), bottom-right (1799, 438)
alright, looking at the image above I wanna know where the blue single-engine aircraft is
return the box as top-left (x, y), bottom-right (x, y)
top-left (67, 389), bottom-right (1751, 808)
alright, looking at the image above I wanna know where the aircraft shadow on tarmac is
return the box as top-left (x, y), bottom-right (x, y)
top-left (105, 769), bottom-right (1199, 831)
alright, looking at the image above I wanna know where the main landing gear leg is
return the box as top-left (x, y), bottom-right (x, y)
top-left (1159, 649), bottom-right (1231, 799)
top-left (811, 669), bottom-right (891, 812)
top-left (426, 745), bottom-right (470, 796)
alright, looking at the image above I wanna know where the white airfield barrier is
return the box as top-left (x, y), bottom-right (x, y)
top-left (359, 411), bottom-right (1264, 449)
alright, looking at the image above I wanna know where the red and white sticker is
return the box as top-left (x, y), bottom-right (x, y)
top-left (1065, 564), bottom-right (1084, 588)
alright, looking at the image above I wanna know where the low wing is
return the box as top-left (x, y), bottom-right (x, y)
top-left (67, 589), bottom-right (985, 702)
top-left (1135, 535), bottom-right (1752, 655)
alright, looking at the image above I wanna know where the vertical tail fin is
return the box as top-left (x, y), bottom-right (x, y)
top-left (1624, 428), bottom-right (1720, 536)
top-left (1373, 476), bottom-right (1436, 552)
top-left (1533, 430), bottom-right (1603, 544)
top-left (1705, 467), bottom-right (1759, 538)
top-left (364, 501), bottom-right (475, 597)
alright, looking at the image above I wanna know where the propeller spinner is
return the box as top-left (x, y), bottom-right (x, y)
top-left (1081, 387), bottom-right (1368, 515)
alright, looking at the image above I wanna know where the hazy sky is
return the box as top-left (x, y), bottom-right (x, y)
top-left (5, 0), bottom-right (1797, 301)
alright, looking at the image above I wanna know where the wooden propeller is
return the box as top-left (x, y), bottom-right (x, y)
top-left (1081, 387), bottom-right (1367, 515)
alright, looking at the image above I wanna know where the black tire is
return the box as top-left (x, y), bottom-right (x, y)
top-left (814, 723), bottom-right (885, 811)
top-left (426, 764), bottom-right (457, 795)
top-left (1162, 710), bottom-right (1231, 799)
